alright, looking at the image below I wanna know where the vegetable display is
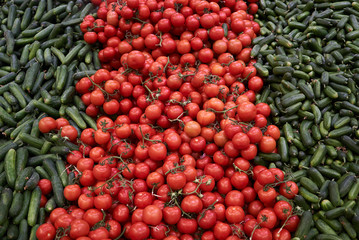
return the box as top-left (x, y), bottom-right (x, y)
top-left (0, 0), bottom-right (359, 239)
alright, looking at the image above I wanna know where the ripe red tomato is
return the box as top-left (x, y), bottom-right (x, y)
top-left (61, 125), bottom-right (78, 142)
top-left (36, 223), bottom-right (56, 240)
top-left (69, 219), bottom-right (90, 239)
top-left (38, 117), bottom-right (57, 133)
top-left (279, 181), bottom-right (299, 199)
top-left (64, 184), bottom-right (81, 201)
top-left (274, 200), bottom-right (293, 220)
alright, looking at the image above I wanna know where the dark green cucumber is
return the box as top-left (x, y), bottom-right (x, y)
top-left (27, 187), bottom-right (41, 227)
top-left (329, 181), bottom-right (341, 207)
top-left (4, 149), bottom-right (16, 188)
top-left (0, 188), bottom-right (13, 224)
top-left (51, 174), bottom-right (65, 207)
top-left (13, 190), bottom-right (31, 224)
top-left (24, 172), bottom-right (40, 191)
top-left (294, 211), bottom-right (312, 238)
top-left (15, 167), bottom-right (34, 191)
top-left (9, 191), bottom-right (23, 217)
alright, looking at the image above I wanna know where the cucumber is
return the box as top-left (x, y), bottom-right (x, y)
top-left (316, 234), bottom-right (342, 240)
top-left (299, 187), bottom-right (320, 203)
top-left (51, 174), bottom-right (65, 207)
top-left (325, 207), bottom-right (346, 219)
top-left (0, 188), bottom-right (13, 224)
top-left (310, 144), bottom-right (327, 167)
top-left (6, 224), bottom-right (19, 240)
top-left (27, 187), bottom-right (41, 227)
top-left (13, 190), bottom-right (31, 224)
top-left (307, 167), bottom-right (325, 187)
top-left (300, 177), bottom-right (319, 194)
top-left (319, 180), bottom-right (330, 199)
top-left (29, 224), bottom-right (39, 240)
top-left (329, 181), bottom-right (341, 207)
top-left (348, 180), bottom-right (359, 200)
top-left (24, 172), bottom-right (40, 191)
top-left (4, 149), bottom-right (16, 188)
top-left (17, 219), bottom-right (28, 240)
top-left (43, 159), bottom-right (59, 177)
top-left (294, 211), bottom-right (312, 238)
top-left (9, 191), bottom-right (23, 217)
top-left (339, 175), bottom-right (356, 198)
top-left (56, 159), bottom-right (68, 187)
top-left (315, 219), bottom-right (337, 235)
top-left (44, 197), bottom-right (56, 212)
top-left (339, 216), bottom-right (357, 239)
top-left (14, 167), bottom-right (34, 191)
top-left (0, 220), bottom-right (9, 238)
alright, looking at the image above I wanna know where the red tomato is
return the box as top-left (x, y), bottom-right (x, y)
top-left (38, 117), bottom-right (57, 133)
top-left (36, 223), bottom-right (56, 240)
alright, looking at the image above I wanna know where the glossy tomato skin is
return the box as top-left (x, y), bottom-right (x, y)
top-left (36, 223), bottom-right (56, 240)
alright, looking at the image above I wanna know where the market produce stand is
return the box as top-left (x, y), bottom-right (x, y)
top-left (0, 0), bottom-right (359, 239)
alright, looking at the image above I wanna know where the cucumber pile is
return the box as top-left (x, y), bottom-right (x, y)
top-left (0, 1), bottom-right (99, 239)
top-left (253, 0), bottom-right (359, 239)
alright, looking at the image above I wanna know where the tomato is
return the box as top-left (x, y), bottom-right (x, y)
top-left (167, 172), bottom-right (186, 190)
top-left (127, 51), bottom-right (146, 69)
top-left (56, 118), bottom-right (70, 130)
top-left (94, 69), bottom-right (111, 84)
top-left (225, 206), bottom-right (245, 223)
top-left (69, 219), bottom-right (90, 239)
top-left (60, 125), bottom-right (78, 142)
top-left (237, 101), bottom-right (256, 122)
top-left (36, 223), bottom-right (56, 240)
top-left (181, 195), bottom-right (203, 213)
top-left (258, 187), bottom-right (277, 204)
top-left (38, 117), bottom-right (57, 133)
top-left (38, 179), bottom-right (52, 195)
top-left (94, 193), bottom-right (112, 210)
top-left (252, 227), bottom-right (272, 240)
top-left (84, 32), bottom-right (98, 44)
top-left (128, 222), bottom-right (150, 240)
top-left (279, 181), bottom-right (299, 199)
top-left (231, 172), bottom-right (249, 190)
top-left (259, 136), bottom-right (276, 153)
top-left (232, 132), bottom-right (250, 150)
top-left (264, 124), bottom-right (280, 139)
top-left (107, 220), bottom-right (122, 239)
top-left (89, 227), bottom-right (110, 240)
top-left (283, 215), bottom-right (300, 232)
top-left (64, 184), bottom-right (81, 201)
top-left (269, 168), bottom-right (285, 182)
top-left (148, 143), bottom-right (167, 161)
top-left (198, 48), bottom-right (214, 63)
top-left (177, 218), bottom-right (198, 234)
top-left (143, 205), bottom-right (162, 225)
top-left (257, 169), bottom-right (276, 185)
top-left (55, 214), bottom-right (75, 229)
top-left (225, 190), bottom-right (244, 207)
top-left (213, 221), bottom-right (232, 240)
top-left (273, 228), bottom-right (291, 240)
top-left (257, 208), bottom-right (277, 229)
top-left (274, 200), bottom-right (292, 221)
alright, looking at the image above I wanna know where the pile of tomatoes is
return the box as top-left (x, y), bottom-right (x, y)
top-left (35, 0), bottom-right (300, 239)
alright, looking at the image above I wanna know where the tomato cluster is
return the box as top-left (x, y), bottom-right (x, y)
top-left (36, 0), bottom-right (300, 239)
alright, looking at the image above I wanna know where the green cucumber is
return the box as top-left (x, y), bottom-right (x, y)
top-left (4, 149), bottom-right (16, 188)
top-left (27, 187), bottom-right (41, 227)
